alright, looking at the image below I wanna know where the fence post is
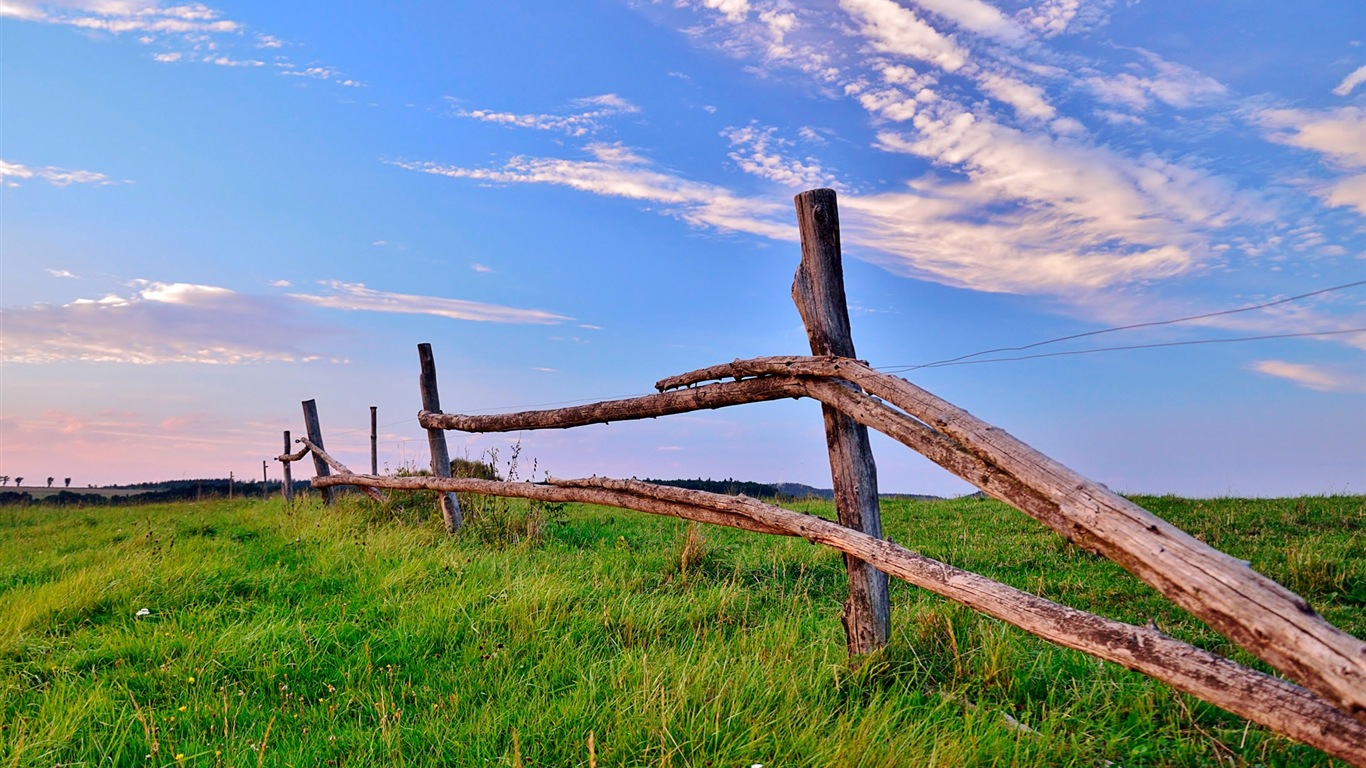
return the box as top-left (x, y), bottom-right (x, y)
top-left (370, 406), bottom-right (379, 475)
top-left (281, 430), bottom-right (294, 505)
top-left (418, 343), bottom-right (464, 531)
top-left (301, 399), bottom-right (335, 506)
top-left (793, 187), bottom-right (890, 657)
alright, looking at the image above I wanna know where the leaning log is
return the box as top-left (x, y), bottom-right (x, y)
top-left (657, 355), bottom-right (1366, 723)
top-left (311, 471), bottom-right (1366, 765)
top-left (295, 437), bottom-right (385, 502)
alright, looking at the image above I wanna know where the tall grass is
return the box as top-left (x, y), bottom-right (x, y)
top-left (0, 492), bottom-right (1360, 766)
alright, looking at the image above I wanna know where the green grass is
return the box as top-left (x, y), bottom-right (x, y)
top-left (0, 492), bottom-right (1361, 766)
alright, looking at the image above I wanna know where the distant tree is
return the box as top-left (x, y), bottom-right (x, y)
top-left (64, 478), bottom-right (72, 488)
top-left (47, 477), bottom-right (55, 488)
top-left (0, 476), bottom-right (8, 487)
top-left (14, 477), bottom-right (23, 487)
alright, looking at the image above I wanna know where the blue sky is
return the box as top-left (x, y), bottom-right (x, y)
top-left (1, 0), bottom-right (1363, 496)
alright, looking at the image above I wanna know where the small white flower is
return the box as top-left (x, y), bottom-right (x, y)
top-left (136, 608), bottom-right (150, 617)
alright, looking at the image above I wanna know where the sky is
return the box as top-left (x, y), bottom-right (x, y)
top-left (1, 0), bottom-right (1363, 498)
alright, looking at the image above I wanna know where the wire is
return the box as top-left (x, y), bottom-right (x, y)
top-left (879, 279), bottom-right (1366, 374)
top-left (905, 328), bottom-right (1365, 368)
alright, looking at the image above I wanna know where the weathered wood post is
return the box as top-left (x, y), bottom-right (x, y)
top-left (418, 343), bottom-right (464, 531)
top-left (301, 399), bottom-right (335, 506)
top-left (793, 188), bottom-right (890, 656)
top-left (281, 430), bottom-right (294, 504)
top-left (370, 406), bottom-right (379, 475)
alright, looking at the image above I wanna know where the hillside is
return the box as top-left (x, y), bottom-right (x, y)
top-left (1, 493), bottom-right (1360, 764)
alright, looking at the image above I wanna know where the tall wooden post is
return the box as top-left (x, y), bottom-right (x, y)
top-left (301, 399), bottom-right (335, 506)
top-left (418, 343), bottom-right (464, 531)
top-left (370, 406), bottom-right (379, 475)
top-left (793, 188), bottom-right (890, 656)
top-left (281, 430), bottom-right (294, 505)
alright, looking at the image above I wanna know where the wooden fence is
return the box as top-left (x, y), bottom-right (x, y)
top-left (282, 189), bottom-right (1366, 764)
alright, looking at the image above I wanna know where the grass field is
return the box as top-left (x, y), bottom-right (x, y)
top-left (0, 490), bottom-right (1361, 766)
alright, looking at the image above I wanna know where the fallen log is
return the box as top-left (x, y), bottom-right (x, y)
top-left (312, 471), bottom-right (1366, 764)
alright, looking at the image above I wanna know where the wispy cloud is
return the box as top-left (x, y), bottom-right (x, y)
top-left (1, 158), bottom-right (119, 187)
top-left (1, 277), bottom-right (575, 364)
top-left (5, 1), bottom-right (357, 86)
top-left (452, 94), bottom-right (639, 137)
top-left (1333, 65), bottom-right (1366, 97)
top-left (1250, 360), bottom-right (1365, 393)
top-left (0, 0), bottom-right (240, 34)
top-left (46, 268), bottom-right (78, 279)
top-left (0, 281), bottom-right (336, 364)
top-left (390, 144), bottom-right (793, 241)
top-left (1084, 50), bottom-right (1227, 112)
top-left (289, 281), bottom-right (572, 325)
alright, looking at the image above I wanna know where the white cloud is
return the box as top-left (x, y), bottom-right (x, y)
top-left (1250, 360), bottom-right (1365, 393)
top-left (289, 281), bottom-right (572, 325)
top-left (0, 158), bottom-right (117, 186)
top-left (390, 146), bottom-right (793, 241)
top-left (1256, 106), bottom-right (1366, 214)
top-left (723, 123), bottom-right (828, 188)
top-left (280, 65), bottom-right (339, 79)
top-left (1333, 65), bottom-right (1366, 97)
top-left (1018, 0), bottom-right (1080, 37)
top-left (840, 0), bottom-right (969, 73)
top-left (907, 0), bottom-right (1027, 45)
top-left (1257, 106), bottom-right (1366, 167)
top-left (847, 100), bottom-right (1269, 293)
top-left (46, 268), bottom-right (79, 279)
top-left (841, 180), bottom-right (1195, 293)
top-left (453, 94), bottom-right (639, 137)
top-left (203, 55), bottom-right (263, 67)
top-left (472, 263), bottom-right (493, 273)
top-left (975, 70), bottom-right (1055, 121)
top-left (702, 0), bottom-right (750, 24)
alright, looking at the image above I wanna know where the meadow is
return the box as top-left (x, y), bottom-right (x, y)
top-left (1, 489), bottom-right (1362, 766)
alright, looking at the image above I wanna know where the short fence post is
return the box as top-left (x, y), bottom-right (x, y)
top-left (370, 406), bottom-right (379, 476)
top-left (301, 399), bottom-right (335, 506)
top-left (793, 187), bottom-right (890, 656)
top-left (418, 343), bottom-right (464, 531)
top-left (281, 430), bottom-right (294, 505)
